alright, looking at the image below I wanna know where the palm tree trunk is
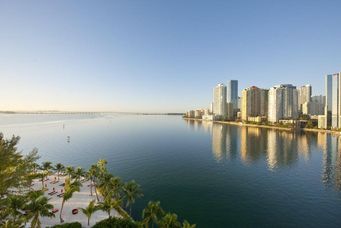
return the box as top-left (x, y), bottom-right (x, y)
top-left (94, 185), bottom-right (99, 202)
top-left (31, 213), bottom-right (39, 228)
top-left (60, 200), bottom-right (65, 223)
top-left (88, 217), bottom-right (90, 226)
top-left (90, 178), bottom-right (93, 196)
top-left (41, 178), bottom-right (44, 190)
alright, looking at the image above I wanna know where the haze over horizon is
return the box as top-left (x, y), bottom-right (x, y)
top-left (1, 0), bottom-right (341, 112)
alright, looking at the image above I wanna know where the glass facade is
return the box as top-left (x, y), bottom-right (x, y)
top-left (227, 80), bottom-right (238, 110)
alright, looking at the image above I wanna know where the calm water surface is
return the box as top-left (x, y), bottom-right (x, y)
top-left (1, 114), bottom-right (341, 227)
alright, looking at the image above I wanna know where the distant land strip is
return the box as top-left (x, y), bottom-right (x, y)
top-left (0, 111), bottom-right (184, 115)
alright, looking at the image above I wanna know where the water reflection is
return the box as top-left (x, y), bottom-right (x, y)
top-left (318, 133), bottom-right (341, 190)
top-left (186, 119), bottom-right (341, 191)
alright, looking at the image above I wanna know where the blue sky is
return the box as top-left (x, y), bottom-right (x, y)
top-left (0, 0), bottom-right (340, 112)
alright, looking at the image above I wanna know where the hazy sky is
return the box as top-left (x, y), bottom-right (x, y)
top-left (1, 0), bottom-right (341, 112)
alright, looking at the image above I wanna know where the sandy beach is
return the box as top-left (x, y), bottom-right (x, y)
top-left (31, 174), bottom-right (118, 227)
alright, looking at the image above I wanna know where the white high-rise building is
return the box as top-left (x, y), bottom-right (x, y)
top-left (324, 74), bottom-right (333, 128)
top-left (268, 84), bottom-right (298, 123)
top-left (324, 73), bottom-right (341, 129)
top-left (268, 87), bottom-right (283, 123)
top-left (298, 84), bottom-right (312, 112)
top-left (213, 83), bottom-right (227, 119)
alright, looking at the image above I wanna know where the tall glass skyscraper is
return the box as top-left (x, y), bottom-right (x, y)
top-left (325, 74), bottom-right (333, 128)
top-left (227, 80), bottom-right (238, 110)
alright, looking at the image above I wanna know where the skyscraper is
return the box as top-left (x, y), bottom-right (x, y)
top-left (213, 83), bottom-right (227, 119)
top-left (324, 74), bottom-right (333, 128)
top-left (227, 80), bottom-right (238, 111)
top-left (298, 84), bottom-right (312, 112)
top-left (268, 86), bottom-right (284, 123)
top-left (241, 86), bottom-right (268, 121)
top-left (323, 73), bottom-right (341, 129)
top-left (268, 84), bottom-right (298, 123)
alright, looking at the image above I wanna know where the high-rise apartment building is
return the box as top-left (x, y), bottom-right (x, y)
top-left (241, 86), bottom-right (268, 121)
top-left (298, 84), bottom-right (312, 112)
top-left (323, 73), bottom-right (341, 129)
top-left (303, 95), bottom-right (325, 116)
top-left (227, 80), bottom-right (238, 111)
top-left (213, 83), bottom-right (227, 119)
top-left (324, 74), bottom-right (333, 128)
top-left (268, 84), bottom-right (298, 123)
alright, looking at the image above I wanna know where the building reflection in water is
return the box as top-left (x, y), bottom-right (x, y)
top-left (212, 124), bottom-right (226, 161)
top-left (185, 119), bottom-right (341, 191)
top-left (266, 130), bottom-right (299, 170)
top-left (318, 132), bottom-right (341, 190)
top-left (211, 123), bottom-right (239, 161)
top-left (240, 127), bottom-right (267, 164)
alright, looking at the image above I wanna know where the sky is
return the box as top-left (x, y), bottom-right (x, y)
top-left (0, 0), bottom-right (341, 112)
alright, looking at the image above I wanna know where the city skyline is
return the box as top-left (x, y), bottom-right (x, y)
top-left (1, 1), bottom-right (341, 112)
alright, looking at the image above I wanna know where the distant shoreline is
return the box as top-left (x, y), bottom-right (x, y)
top-left (0, 111), bottom-right (184, 116)
top-left (183, 117), bottom-right (341, 135)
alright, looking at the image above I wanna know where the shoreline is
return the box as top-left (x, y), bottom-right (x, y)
top-left (183, 117), bottom-right (341, 135)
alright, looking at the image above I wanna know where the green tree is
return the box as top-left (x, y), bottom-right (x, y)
top-left (0, 134), bottom-right (39, 226)
top-left (98, 173), bottom-right (123, 200)
top-left (41, 162), bottom-right (52, 177)
top-left (41, 161), bottom-right (53, 189)
top-left (97, 159), bottom-right (107, 174)
top-left (74, 167), bottom-right (85, 181)
top-left (159, 213), bottom-right (181, 228)
top-left (5, 195), bottom-right (27, 226)
top-left (142, 201), bottom-right (164, 228)
top-left (88, 165), bottom-right (100, 201)
top-left (99, 195), bottom-right (131, 220)
top-left (25, 190), bottom-right (54, 228)
top-left (182, 220), bottom-right (196, 228)
top-left (79, 200), bottom-right (99, 226)
top-left (65, 166), bottom-right (75, 180)
top-left (123, 180), bottom-right (143, 215)
top-left (55, 163), bottom-right (65, 181)
top-left (59, 178), bottom-right (81, 223)
top-left (98, 196), bottom-right (119, 219)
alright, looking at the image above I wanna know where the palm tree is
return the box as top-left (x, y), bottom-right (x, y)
top-left (37, 172), bottom-right (45, 191)
top-left (87, 165), bottom-right (96, 197)
top-left (40, 161), bottom-right (52, 189)
top-left (6, 195), bottom-right (27, 225)
top-left (41, 161), bottom-right (52, 177)
top-left (123, 180), bottom-right (143, 215)
top-left (88, 165), bottom-right (100, 201)
top-left (182, 220), bottom-right (196, 228)
top-left (97, 159), bottom-right (107, 174)
top-left (79, 200), bottom-right (99, 226)
top-left (74, 167), bottom-right (85, 181)
top-left (32, 163), bottom-right (39, 174)
top-left (142, 201), bottom-right (164, 228)
top-left (55, 163), bottom-right (65, 181)
top-left (159, 213), bottom-right (181, 228)
top-left (98, 195), bottom-right (120, 219)
top-left (59, 178), bottom-right (81, 223)
top-left (98, 173), bottom-right (122, 199)
top-left (98, 195), bottom-right (131, 220)
top-left (25, 190), bottom-right (54, 228)
top-left (65, 166), bottom-right (75, 180)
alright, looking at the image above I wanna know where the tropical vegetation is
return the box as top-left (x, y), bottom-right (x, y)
top-left (0, 134), bottom-right (196, 227)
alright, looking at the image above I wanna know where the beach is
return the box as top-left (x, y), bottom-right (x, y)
top-left (31, 174), bottom-right (119, 228)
